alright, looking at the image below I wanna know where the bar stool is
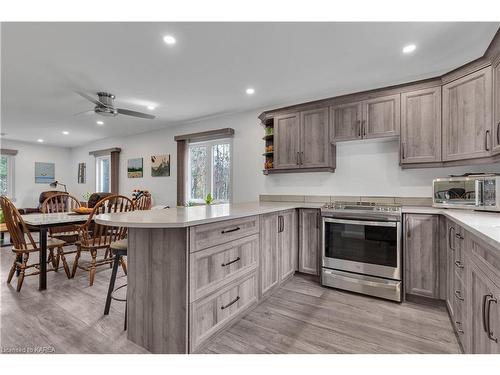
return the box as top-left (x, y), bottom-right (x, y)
top-left (104, 238), bottom-right (128, 330)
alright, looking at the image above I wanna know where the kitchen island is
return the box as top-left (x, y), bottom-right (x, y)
top-left (95, 202), bottom-right (316, 353)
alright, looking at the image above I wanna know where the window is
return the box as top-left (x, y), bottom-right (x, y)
top-left (96, 155), bottom-right (111, 193)
top-left (0, 154), bottom-right (15, 199)
top-left (187, 139), bottom-right (232, 204)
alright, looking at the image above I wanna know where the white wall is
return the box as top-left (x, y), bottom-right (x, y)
top-left (0, 139), bottom-right (73, 208)
top-left (68, 108), bottom-right (500, 206)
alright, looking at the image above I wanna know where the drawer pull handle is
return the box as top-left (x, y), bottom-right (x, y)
top-left (454, 290), bottom-right (464, 301)
top-left (455, 321), bottom-right (464, 334)
top-left (221, 227), bottom-right (240, 234)
top-left (454, 260), bottom-right (464, 269)
top-left (486, 295), bottom-right (498, 342)
top-left (221, 257), bottom-right (241, 267)
top-left (220, 296), bottom-right (240, 310)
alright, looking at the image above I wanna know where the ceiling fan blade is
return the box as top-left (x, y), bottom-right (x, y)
top-left (117, 108), bottom-right (156, 120)
top-left (73, 109), bottom-right (94, 116)
top-left (76, 91), bottom-right (107, 107)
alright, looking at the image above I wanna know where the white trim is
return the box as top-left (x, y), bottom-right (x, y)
top-left (186, 138), bottom-right (233, 204)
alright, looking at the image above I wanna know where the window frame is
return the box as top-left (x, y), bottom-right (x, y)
top-left (0, 154), bottom-right (15, 200)
top-left (95, 155), bottom-right (111, 193)
top-left (186, 138), bottom-right (233, 205)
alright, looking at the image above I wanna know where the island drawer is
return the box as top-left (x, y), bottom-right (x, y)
top-left (190, 234), bottom-right (259, 301)
top-left (190, 271), bottom-right (258, 352)
top-left (189, 215), bottom-right (260, 252)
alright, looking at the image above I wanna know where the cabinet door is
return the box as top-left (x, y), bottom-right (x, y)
top-left (279, 209), bottom-right (298, 282)
top-left (259, 212), bottom-right (279, 296)
top-left (274, 112), bottom-right (300, 169)
top-left (330, 102), bottom-right (363, 142)
top-left (404, 214), bottom-right (440, 298)
top-left (298, 209), bottom-right (320, 275)
top-left (300, 107), bottom-right (330, 168)
top-left (442, 67), bottom-right (493, 161)
top-left (468, 262), bottom-right (500, 354)
top-left (362, 94), bottom-right (401, 139)
top-left (400, 87), bottom-right (442, 164)
top-left (446, 221), bottom-right (457, 317)
top-left (493, 59), bottom-right (500, 154)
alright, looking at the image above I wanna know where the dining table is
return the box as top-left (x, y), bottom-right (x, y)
top-left (21, 212), bottom-right (90, 290)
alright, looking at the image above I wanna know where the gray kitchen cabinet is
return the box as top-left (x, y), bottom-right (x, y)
top-left (362, 94), bottom-right (401, 139)
top-left (298, 209), bottom-right (320, 275)
top-left (278, 209), bottom-right (298, 281)
top-left (400, 87), bottom-right (442, 164)
top-left (442, 67), bottom-right (493, 161)
top-left (330, 102), bottom-right (363, 142)
top-left (404, 214), bottom-right (440, 298)
top-left (300, 107), bottom-right (330, 168)
top-left (274, 112), bottom-right (301, 169)
top-left (493, 59), bottom-right (500, 154)
top-left (446, 220), bottom-right (458, 317)
top-left (259, 212), bottom-right (279, 296)
top-left (468, 260), bottom-right (500, 353)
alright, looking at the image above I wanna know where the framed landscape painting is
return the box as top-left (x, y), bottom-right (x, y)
top-left (127, 158), bottom-right (143, 178)
top-left (151, 154), bottom-right (170, 177)
top-left (35, 162), bottom-right (55, 184)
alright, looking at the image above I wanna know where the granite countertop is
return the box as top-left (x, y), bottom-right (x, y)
top-left (95, 202), bottom-right (323, 228)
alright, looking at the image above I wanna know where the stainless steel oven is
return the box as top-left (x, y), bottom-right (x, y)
top-left (321, 202), bottom-right (402, 302)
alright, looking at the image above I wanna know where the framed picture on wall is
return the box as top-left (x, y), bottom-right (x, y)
top-left (78, 162), bottom-right (86, 184)
top-left (35, 162), bottom-right (55, 184)
top-left (127, 158), bottom-right (143, 178)
top-left (151, 154), bottom-right (170, 177)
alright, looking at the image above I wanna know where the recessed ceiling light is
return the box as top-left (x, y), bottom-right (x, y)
top-left (96, 120), bottom-right (104, 125)
top-left (402, 44), bottom-right (416, 54)
top-left (62, 131), bottom-right (69, 135)
top-left (147, 105), bottom-right (156, 110)
top-left (163, 35), bottom-right (176, 45)
top-left (37, 139), bottom-right (44, 143)
top-left (246, 88), bottom-right (255, 95)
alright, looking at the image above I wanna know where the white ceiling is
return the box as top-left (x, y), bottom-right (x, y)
top-left (1, 22), bottom-right (499, 148)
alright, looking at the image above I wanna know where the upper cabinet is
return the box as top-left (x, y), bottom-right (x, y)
top-left (442, 67), bottom-right (493, 161)
top-left (363, 94), bottom-right (401, 139)
top-left (493, 58), bottom-right (500, 154)
top-left (400, 87), bottom-right (442, 164)
top-left (273, 112), bottom-right (301, 169)
top-left (330, 94), bottom-right (400, 142)
top-left (270, 107), bottom-right (334, 172)
top-left (300, 107), bottom-right (330, 168)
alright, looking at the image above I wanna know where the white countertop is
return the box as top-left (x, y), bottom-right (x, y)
top-left (22, 212), bottom-right (90, 227)
top-left (95, 202), bottom-right (322, 228)
top-left (95, 202), bottom-right (500, 250)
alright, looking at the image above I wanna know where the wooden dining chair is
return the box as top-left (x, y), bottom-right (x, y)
top-left (133, 191), bottom-right (152, 210)
top-left (72, 195), bottom-right (134, 286)
top-left (41, 193), bottom-right (81, 276)
top-left (0, 196), bottom-right (65, 291)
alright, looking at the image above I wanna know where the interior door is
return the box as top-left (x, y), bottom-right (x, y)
top-left (273, 112), bottom-right (300, 169)
top-left (362, 94), bottom-right (401, 139)
top-left (442, 67), bottom-right (493, 161)
top-left (300, 107), bottom-right (330, 168)
top-left (330, 102), bottom-right (362, 142)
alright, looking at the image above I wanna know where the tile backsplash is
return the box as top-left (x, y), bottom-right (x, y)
top-left (259, 194), bottom-right (433, 207)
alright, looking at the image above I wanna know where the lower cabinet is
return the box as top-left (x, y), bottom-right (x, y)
top-left (298, 209), bottom-right (320, 275)
top-left (467, 236), bottom-right (500, 354)
top-left (404, 214), bottom-right (440, 298)
top-left (260, 209), bottom-right (298, 297)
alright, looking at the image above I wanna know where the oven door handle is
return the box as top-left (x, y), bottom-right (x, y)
top-left (323, 217), bottom-right (397, 227)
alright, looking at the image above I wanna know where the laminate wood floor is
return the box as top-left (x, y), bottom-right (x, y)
top-left (1, 240), bottom-right (460, 354)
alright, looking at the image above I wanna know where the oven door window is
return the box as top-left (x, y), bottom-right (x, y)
top-left (324, 220), bottom-right (397, 268)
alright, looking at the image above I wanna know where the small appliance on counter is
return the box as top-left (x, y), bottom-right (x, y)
top-left (432, 173), bottom-right (500, 212)
top-left (320, 201), bottom-right (402, 302)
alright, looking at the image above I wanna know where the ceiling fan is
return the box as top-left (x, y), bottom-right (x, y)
top-left (75, 91), bottom-right (156, 120)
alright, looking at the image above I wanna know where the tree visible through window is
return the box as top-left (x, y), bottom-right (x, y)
top-left (188, 139), bottom-right (232, 204)
top-left (0, 155), bottom-right (14, 198)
